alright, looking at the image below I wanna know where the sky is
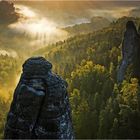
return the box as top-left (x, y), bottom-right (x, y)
top-left (5, 0), bottom-right (140, 38)
top-left (9, 0), bottom-right (140, 42)
top-left (13, 1), bottom-right (140, 26)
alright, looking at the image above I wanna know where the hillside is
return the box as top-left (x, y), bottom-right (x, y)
top-left (34, 16), bottom-right (140, 139)
top-left (63, 16), bottom-right (111, 35)
top-left (35, 17), bottom-right (140, 78)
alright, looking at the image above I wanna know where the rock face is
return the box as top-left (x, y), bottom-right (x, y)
top-left (4, 57), bottom-right (74, 139)
top-left (117, 21), bottom-right (140, 83)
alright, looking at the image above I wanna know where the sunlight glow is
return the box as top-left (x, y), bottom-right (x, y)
top-left (8, 4), bottom-right (68, 46)
top-left (9, 18), bottom-right (64, 37)
top-left (11, 5), bottom-right (57, 36)
top-left (28, 19), bottom-right (57, 35)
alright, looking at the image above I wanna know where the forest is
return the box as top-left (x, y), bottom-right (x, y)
top-left (34, 16), bottom-right (140, 138)
top-left (0, 55), bottom-right (20, 138)
top-left (1, 1), bottom-right (140, 138)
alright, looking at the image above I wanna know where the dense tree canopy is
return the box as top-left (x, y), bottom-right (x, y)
top-left (0, 55), bottom-right (20, 138)
top-left (34, 16), bottom-right (140, 138)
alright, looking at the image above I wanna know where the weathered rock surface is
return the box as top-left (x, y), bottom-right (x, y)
top-left (4, 57), bottom-right (74, 139)
top-left (117, 21), bottom-right (140, 83)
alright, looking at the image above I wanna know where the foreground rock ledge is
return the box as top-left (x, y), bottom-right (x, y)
top-left (4, 56), bottom-right (74, 139)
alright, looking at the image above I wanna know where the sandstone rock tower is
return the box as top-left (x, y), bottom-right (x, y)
top-left (4, 57), bottom-right (74, 139)
top-left (117, 21), bottom-right (140, 83)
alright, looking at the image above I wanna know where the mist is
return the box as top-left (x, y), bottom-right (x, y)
top-left (8, 4), bottom-right (69, 49)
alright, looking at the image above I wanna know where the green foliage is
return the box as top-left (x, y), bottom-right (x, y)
top-left (0, 55), bottom-right (19, 138)
top-left (0, 55), bottom-right (18, 86)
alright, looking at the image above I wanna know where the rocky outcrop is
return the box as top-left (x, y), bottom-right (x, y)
top-left (4, 57), bottom-right (74, 139)
top-left (117, 21), bottom-right (140, 83)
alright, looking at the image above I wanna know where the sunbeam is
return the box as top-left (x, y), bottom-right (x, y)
top-left (8, 4), bottom-right (68, 47)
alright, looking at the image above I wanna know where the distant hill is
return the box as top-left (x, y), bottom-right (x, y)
top-left (128, 8), bottom-right (140, 18)
top-left (63, 16), bottom-right (111, 35)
